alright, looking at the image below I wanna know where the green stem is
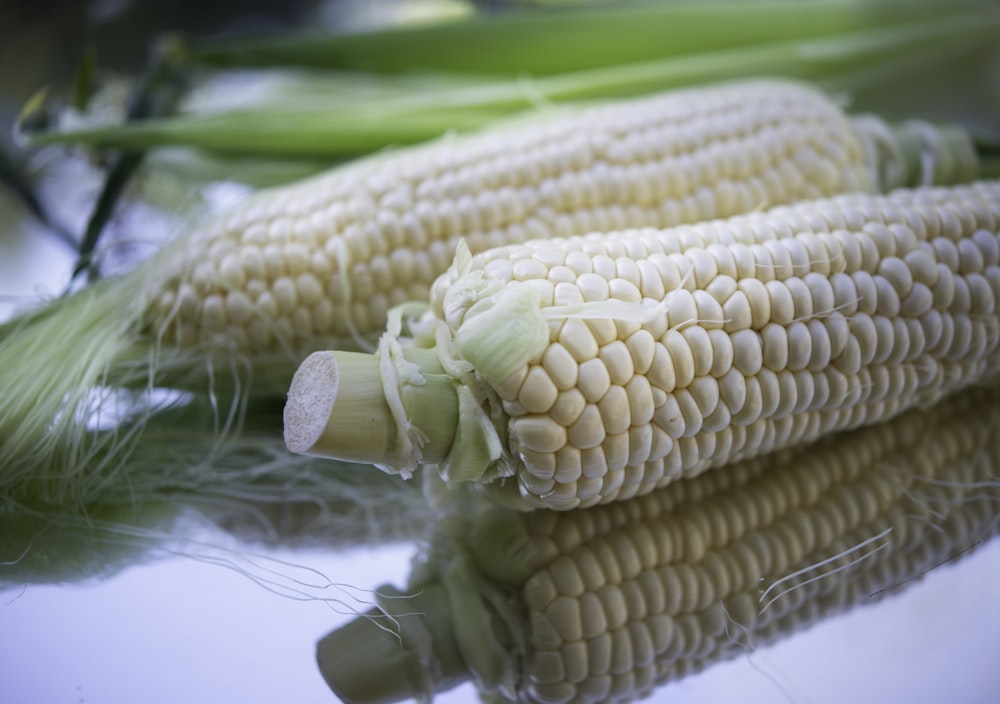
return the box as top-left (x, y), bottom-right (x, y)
top-left (73, 37), bottom-right (191, 282)
top-left (25, 106), bottom-right (503, 157)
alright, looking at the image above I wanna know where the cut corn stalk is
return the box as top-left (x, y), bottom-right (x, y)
top-left (315, 384), bottom-right (1000, 704)
top-left (3, 78), bottom-right (981, 507)
top-left (285, 182), bottom-right (1000, 509)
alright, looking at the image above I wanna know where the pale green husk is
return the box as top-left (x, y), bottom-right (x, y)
top-left (26, 1), bottom-right (1000, 157)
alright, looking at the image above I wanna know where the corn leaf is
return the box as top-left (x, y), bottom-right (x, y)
top-left (25, 9), bottom-right (999, 157)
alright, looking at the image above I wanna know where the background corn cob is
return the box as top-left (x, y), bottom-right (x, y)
top-left (148, 78), bottom-right (974, 357)
top-left (285, 181), bottom-right (1000, 509)
top-left (315, 383), bottom-right (1000, 704)
top-left (3, 78), bottom-right (980, 506)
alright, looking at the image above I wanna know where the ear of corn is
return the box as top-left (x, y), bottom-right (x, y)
top-left (285, 182), bottom-right (1000, 509)
top-left (314, 384), bottom-right (1000, 704)
top-left (3, 78), bottom-right (980, 506)
top-left (149, 78), bottom-right (902, 356)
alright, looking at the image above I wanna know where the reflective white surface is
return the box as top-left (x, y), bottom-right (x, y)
top-left (1, 535), bottom-right (998, 704)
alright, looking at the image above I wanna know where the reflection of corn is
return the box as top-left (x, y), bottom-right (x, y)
top-left (316, 384), bottom-right (1000, 704)
top-left (151, 79), bottom-right (972, 354)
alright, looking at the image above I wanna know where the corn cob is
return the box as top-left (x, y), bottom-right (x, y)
top-left (284, 182), bottom-right (1000, 509)
top-left (315, 384), bottom-right (1000, 704)
top-left (148, 78), bottom-right (975, 356)
top-left (0, 78), bottom-right (982, 506)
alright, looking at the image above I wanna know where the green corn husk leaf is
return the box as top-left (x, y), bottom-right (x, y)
top-left (0, 342), bottom-right (430, 509)
top-left (187, 0), bottom-right (976, 76)
top-left (23, 5), bottom-right (1000, 157)
top-left (0, 385), bottom-right (432, 585)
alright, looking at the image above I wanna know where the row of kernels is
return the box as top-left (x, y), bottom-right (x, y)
top-left (412, 130), bottom-right (577, 197)
top-left (520, 410), bottom-right (997, 701)
top-left (475, 217), bottom-right (867, 310)
top-left (528, 529), bottom-right (807, 695)
top-left (758, 320), bottom-right (822, 372)
top-left (540, 388), bottom-right (916, 532)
